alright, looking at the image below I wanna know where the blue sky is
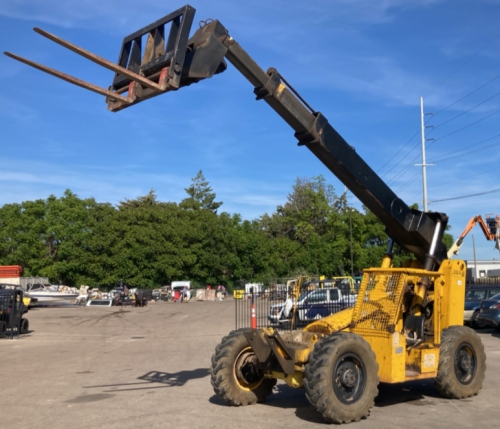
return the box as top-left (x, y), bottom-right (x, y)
top-left (1, 0), bottom-right (500, 262)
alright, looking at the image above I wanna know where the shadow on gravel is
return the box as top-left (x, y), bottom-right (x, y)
top-left (210, 379), bottom-right (454, 424)
top-left (208, 383), bottom-right (325, 423)
top-left (270, 386), bottom-right (325, 424)
top-left (375, 380), bottom-right (445, 407)
top-left (84, 368), bottom-right (209, 392)
top-left (478, 327), bottom-right (500, 338)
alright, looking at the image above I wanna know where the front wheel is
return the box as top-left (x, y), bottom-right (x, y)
top-left (434, 326), bottom-right (486, 399)
top-left (471, 311), bottom-right (486, 329)
top-left (210, 329), bottom-right (276, 406)
top-left (304, 333), bottom-right (379, 424)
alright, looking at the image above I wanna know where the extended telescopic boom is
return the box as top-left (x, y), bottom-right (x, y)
top-left (4, 4), bottom-right (449, 268)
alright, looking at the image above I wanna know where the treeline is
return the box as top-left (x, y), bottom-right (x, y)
top-left (0, 171), bottom-right (452, 289)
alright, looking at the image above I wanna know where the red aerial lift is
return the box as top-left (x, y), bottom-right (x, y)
top-left (447, 214), bottom-right (500, 258)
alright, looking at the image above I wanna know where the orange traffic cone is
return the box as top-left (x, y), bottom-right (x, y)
top-left (251, 303), bottom-right (257, 329)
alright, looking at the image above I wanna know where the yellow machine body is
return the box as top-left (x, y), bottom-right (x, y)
top-left (264, 258), bottom-right (466, 386)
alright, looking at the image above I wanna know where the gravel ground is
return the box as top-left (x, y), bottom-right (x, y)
top-left (2, 298), bottom-right (499, 429)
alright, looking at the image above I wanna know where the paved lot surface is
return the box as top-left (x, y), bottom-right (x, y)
top-left (2, 299), bottom-right (499, 429)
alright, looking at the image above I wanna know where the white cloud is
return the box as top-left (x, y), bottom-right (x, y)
top-left (0, 157), bottom-right (288, 219)
top-left (0, 94), bottom-right (38, 122)
top-left (0, 0), bottom-right (443, 28)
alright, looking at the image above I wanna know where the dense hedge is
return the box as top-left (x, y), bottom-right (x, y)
top-left (0, 173), bottom-right (452, 288)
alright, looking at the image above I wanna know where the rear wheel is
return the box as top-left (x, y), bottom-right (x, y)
top-left (304, 333), bottom-right (379, 424)
top-left (210, 329), bottom-right (276, 406)
top-left (434, 326), bottom-right (486, 399)
top-left (20, 318), bottom-right (29, 334)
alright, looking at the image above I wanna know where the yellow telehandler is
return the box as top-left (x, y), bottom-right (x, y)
top-left (4, 4), bottom-right (485, 423)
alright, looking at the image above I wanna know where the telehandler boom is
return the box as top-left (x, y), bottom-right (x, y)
top-left (4, 4), bottom-right (486, 424)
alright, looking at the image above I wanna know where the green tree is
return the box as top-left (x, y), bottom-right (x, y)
top-left (119, 189), bottom-right (159, 209)
top-left (0, 199), bottom-right (49, 275)
top-left (39, 190), bottom-right (119, 286)
top-left (180, 170), bottom-right (222, 213)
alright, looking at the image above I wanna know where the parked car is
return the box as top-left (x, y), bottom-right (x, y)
top-left (464, 285), bottom-right (500, 328)
top-left (86, 298), bottom-right (113, 307)
top-left (268, 288), bottom-right (356, 326)
top-left (476, 293), bottom-right (500, 330)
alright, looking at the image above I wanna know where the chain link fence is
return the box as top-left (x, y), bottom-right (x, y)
top-left (234, 288), bottom-right (357, 330)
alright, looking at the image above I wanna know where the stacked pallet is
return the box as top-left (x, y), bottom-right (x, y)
top-left (0, 265), bottom-right (23, 277)
top-left (196, 289), bottom-right (216, 301)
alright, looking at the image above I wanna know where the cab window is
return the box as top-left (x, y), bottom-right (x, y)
top-left (465, 290), bottom-right (486, 300)
top-left (308, 290), bottom-right (327, 303)
top-left (329, 289), bottom-right (339, 301)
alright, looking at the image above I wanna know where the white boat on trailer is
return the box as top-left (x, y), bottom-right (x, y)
top-left (26, 282), bottom-right (79, 306)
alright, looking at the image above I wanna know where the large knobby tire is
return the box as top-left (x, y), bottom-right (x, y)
top-left (210, 329), bottom-right (276, 406)
top-left (434, 325), bottom-right (486, 399)
top-left (304, 333), bottom-right (379, 424)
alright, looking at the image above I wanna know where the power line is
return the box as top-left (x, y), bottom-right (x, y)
top-left (386, 32), bottom-right (500, 183)
top-left (386, 114), bottom-right (499, 192)
top-left (389, 84), bottom-right (500, 185)
top-left (389, 116), bottom-right (499, 188)
top-left (377, 129), bottom-right (420, 175)
top-left (382, 28), bottom-right (500, 190)
top-left (399, 142), bottom-right (500, 200)
top-left (429, 188), bottom-right (500, 204)
top-left (432, 71), bottom-right (500, 118)
top-left (404, 144), bottom-right (500, 202)
top-left (430, 134), bottom-right (500, 161)
top-left (427, 26), bottom-right (500, 116)
top-left (431, 139), bottom-right (500, 164)
top-left (433, 90), bottom-right (500, 128)
top-left (433, 107), bottom-right (500, 142)
top-left (380, 116), bottom-right (437, 181)
top-left (427, 165), bottom-right (498, 189)
top-left (396, 170), bottom-right (421, 194)
top-left (387, 157), bottom-right (418, 186)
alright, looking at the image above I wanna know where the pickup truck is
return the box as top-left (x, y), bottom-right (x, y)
top-left (268, 288), bottom-right (357, 326)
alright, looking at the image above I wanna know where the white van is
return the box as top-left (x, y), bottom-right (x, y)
top-left (171, 281), bottom-right (192, 300)
top-left (245, 283), bottom-right (262, 294)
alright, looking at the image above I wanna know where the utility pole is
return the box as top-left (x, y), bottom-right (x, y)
top-left (344, 186), bottom-right (354, 277)
top-left (420, 97), bottom-right (428, 212)
top-left (417, 97), bottom-right (434, 212)
top-left (472, 234), bottom-right (478, 280)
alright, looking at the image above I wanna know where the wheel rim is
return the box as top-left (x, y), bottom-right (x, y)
top-left (233, 346), bottom-right (264, 391)
top-left (454, 342), bottom-right (476, 385)
top-left (476, 319), bottom-right (486, 328)
top-left (332, 352), bottom-right (366, 404)
top-left (474, 313), bottom-right (486, 328)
